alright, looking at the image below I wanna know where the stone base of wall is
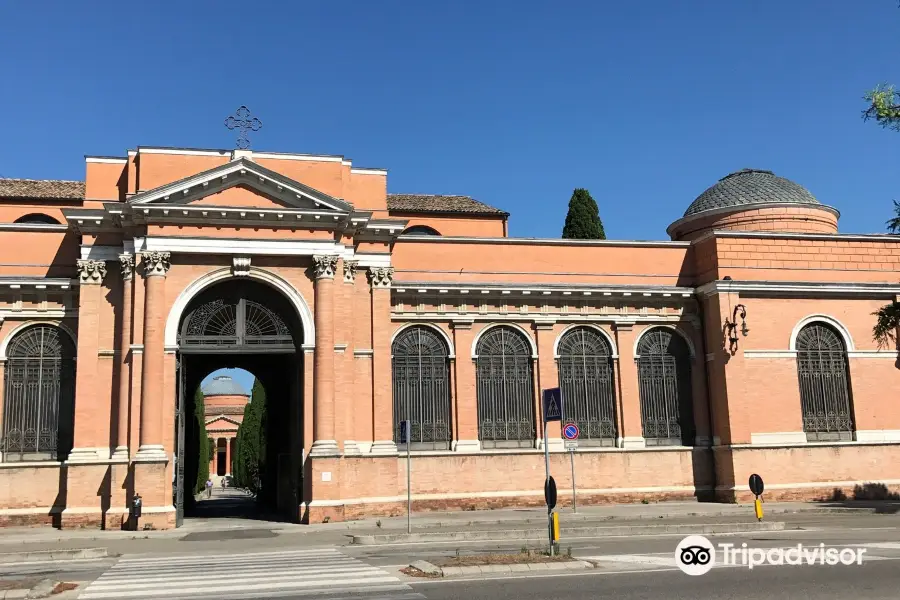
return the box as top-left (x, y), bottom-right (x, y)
top-left (306, 488), bottom-right (705, 523)
top-left (0, 508), bottom-right (60, 528)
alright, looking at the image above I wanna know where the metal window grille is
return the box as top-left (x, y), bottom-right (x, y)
top-left (796, 323), bottom-right (854, 441)
top-left (391, 326), bottom-right (452, 450)
top-left (180, 298), bottom-right (294, 352)
top-left (476, 327), bottom-right (535, 448)
top-left (557, 327), bottom-right (617, 446)
top-left (1, 325), bottom-right (75, 461)
top-left (637, 328), bottom-right (695, 446)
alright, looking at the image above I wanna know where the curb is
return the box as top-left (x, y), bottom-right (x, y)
top-left (409, 559), bottom-right (592, 577)
top-left (0, 548), bottom-right (107, 565)
top-left (354, 521), bottom-right (784, 544)
top-left (364, 505), bottom-right (892, 531)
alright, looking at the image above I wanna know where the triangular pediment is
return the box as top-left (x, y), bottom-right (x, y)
top-left (206, 415), bottom-right (241, 428)
top-left (128, 157), bottom-right (352, 213)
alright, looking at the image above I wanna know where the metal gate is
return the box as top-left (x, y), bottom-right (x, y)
top-left (637, 328), bottom-right (694, 446)
top-left (796, 323), bottom-right (854, 441)
top-left (557, 327), bottom-right (617, 445)
top-left (175, 355), bottom-right (186, 527)
top-left (391, 326), bottom-right (451, 449)
top-left (476, 327), bottom-right (535, 448)
top-left (1, 325), bottom-right (75, 461)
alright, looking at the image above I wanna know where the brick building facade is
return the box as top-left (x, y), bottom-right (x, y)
top-left (0, 145), bottom-right (898, 529)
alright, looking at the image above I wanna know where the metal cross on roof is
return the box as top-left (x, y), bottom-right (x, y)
top-left (224, 106), bottom-right (262, 150)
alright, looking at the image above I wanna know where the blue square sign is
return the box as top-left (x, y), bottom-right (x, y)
top-left (542, 388), bottom-right (562, 422)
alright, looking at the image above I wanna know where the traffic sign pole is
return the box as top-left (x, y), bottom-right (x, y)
top-left (569, 447), bottom-right (576, 513)
top-left (541, 389), bottom-right (562, 556)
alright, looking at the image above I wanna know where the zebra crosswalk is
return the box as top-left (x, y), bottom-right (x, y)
top-left (79, 547), bottom-right (424, 600)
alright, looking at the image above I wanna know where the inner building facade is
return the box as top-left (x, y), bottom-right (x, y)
top-left (1, 148), bottom-right (899, 529)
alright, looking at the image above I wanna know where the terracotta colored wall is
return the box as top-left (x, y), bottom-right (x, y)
top-left (85, 162), bottom-right (126, 202)
top-left (136, 153), bottom-right (230, 191)
top-left (0, 231), bottom-right (79, 277)
top-left (671, 206), bottom-right (838, 241)
top-left (392, 239), bottom-right (693, 286)
top-left (0, 464), bottom-right (65, 524)
top-left (712, 234), bottom-right (900, 283)
top-left (703, 295), bottom-right (900, 444)
top-left (346, 172), bottom-right (387, 211)
top-left (722, 444), bottom-right (900, 501)
top-left (393, 214), bottom-right (506, 237)
top-left (254, 158), bottom-right (345, 200)
top-left (0, 203), bottom-right (80, 224)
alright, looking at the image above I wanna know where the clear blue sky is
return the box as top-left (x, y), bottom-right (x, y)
top-left (2, 1), bottom-right (899, 242)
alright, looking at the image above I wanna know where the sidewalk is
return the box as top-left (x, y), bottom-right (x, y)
top-left (0, 497), bottom-right (894, 549)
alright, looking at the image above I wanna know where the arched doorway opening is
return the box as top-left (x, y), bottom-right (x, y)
top-left (175, 278), bottom-right (305, 526)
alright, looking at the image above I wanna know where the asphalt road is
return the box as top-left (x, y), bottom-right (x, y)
top-left (411, 560), bottom-right (900, 600)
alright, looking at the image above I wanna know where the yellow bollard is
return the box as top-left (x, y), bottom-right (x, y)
top-left (754, 497), bottom-right (763, 521)
top-left (552, 512), bottom-right (560, 542)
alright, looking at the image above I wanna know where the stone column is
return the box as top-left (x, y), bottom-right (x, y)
top-left (310, 255), bottom-right (339, 456)
top-left (135, 251), bottom-right (171, 460)
top-left (112, 255), bottom-right (134, 460)
top-left (613, 322), bottom-right (644, 448)
top-left (341, 260), bottom-right (360, 454)
top-left (368, 267), bottom-right (397, 454)
top-left (224, 436), bottom-right (231, 476)
top-left (68, 259), bottom-right (109, 462)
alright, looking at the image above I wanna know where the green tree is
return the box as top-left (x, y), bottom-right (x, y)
top-left (194, 386), bottom-right (210, 494)
top-left (234, 378), bottom-right (267, 493)
top-left (562, 188), bottom-right (606, 240)
top-left (863, 83), bottom-right (900, 346)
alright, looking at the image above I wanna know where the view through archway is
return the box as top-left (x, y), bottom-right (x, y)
top-left (175, 278), bottom-right (305, 527)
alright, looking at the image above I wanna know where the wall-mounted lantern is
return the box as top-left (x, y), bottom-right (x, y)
top-left (725, 304), bottom-right (749, 353)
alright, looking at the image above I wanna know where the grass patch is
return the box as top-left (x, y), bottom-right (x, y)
top-left (0, 578), bottom-right (40, 591)
top-left (433, 551), bottom-right (574, 567)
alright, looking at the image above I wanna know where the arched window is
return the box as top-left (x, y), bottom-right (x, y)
top-left (637, 328), bottom-right (695, 446)
top-left (391, 326), bottom-right (452, 450)
top-left (14, 214), bottom-right (60, 225)
top-left (557, 327), bottom-right (617, 445)
top-left (1, 325), bottom-right (76, 461)
top-left (476, 326), bottom-right (535, 448)
top-left (796, 323), bottom-right (854, 441)
top-left (401, 225), bottom-right (441, 236)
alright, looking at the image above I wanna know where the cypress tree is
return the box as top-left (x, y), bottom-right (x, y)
top-left (562, 188), bottom-right (606, 240)
top-left (194, 386), bottom-right (210, 494)
top-left (234, 378), bottom-right (266, 494)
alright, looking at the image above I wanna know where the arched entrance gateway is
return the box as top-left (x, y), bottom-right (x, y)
top-left (175, 278), bottom-right (305, 526)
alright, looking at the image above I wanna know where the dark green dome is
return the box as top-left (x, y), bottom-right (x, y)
top-left (684, 169), bottom-right (820, 218)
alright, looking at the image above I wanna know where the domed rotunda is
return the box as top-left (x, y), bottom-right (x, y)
top-left (667, 168), bottom-right (840, 241)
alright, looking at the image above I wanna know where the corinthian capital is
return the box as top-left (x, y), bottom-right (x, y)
top-left (312, 255), bottom-right (339, 280)
top-left (77, 259), bottom-right (107, 285)
top-left (141, 251), bottom-right (171, 278)
top-left (367, 266), bottom-right (394, 288)
top-left (119, 254), bottom-right (134, 281)
top-left (343, 260), bottom-right (359, 283)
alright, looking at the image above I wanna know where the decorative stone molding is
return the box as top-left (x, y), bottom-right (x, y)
top-left (312, 255), bottom-right (339, 280)
top-left (76, 259), bottom-right (107, 285)
top-left (118, 254), bottom-right (134, 281)
top-left (343, 260), bottom-right (359, 283)
top-left (141, 251), bottom-right (171, 278)
top-left (233, 256), bottom-right (251, 277)
top-left (367, 266), bottom-right (394, 288)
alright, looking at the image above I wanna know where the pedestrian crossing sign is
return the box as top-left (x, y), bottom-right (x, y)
top-left (542, 388), bottom-right (562, 422)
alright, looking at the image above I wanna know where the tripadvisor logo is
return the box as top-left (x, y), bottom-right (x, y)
top-left (675, 536), bottom-right (867, 575)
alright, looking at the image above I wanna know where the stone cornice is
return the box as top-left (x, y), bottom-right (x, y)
top-left (697, 279), bottom-right (900, 299)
